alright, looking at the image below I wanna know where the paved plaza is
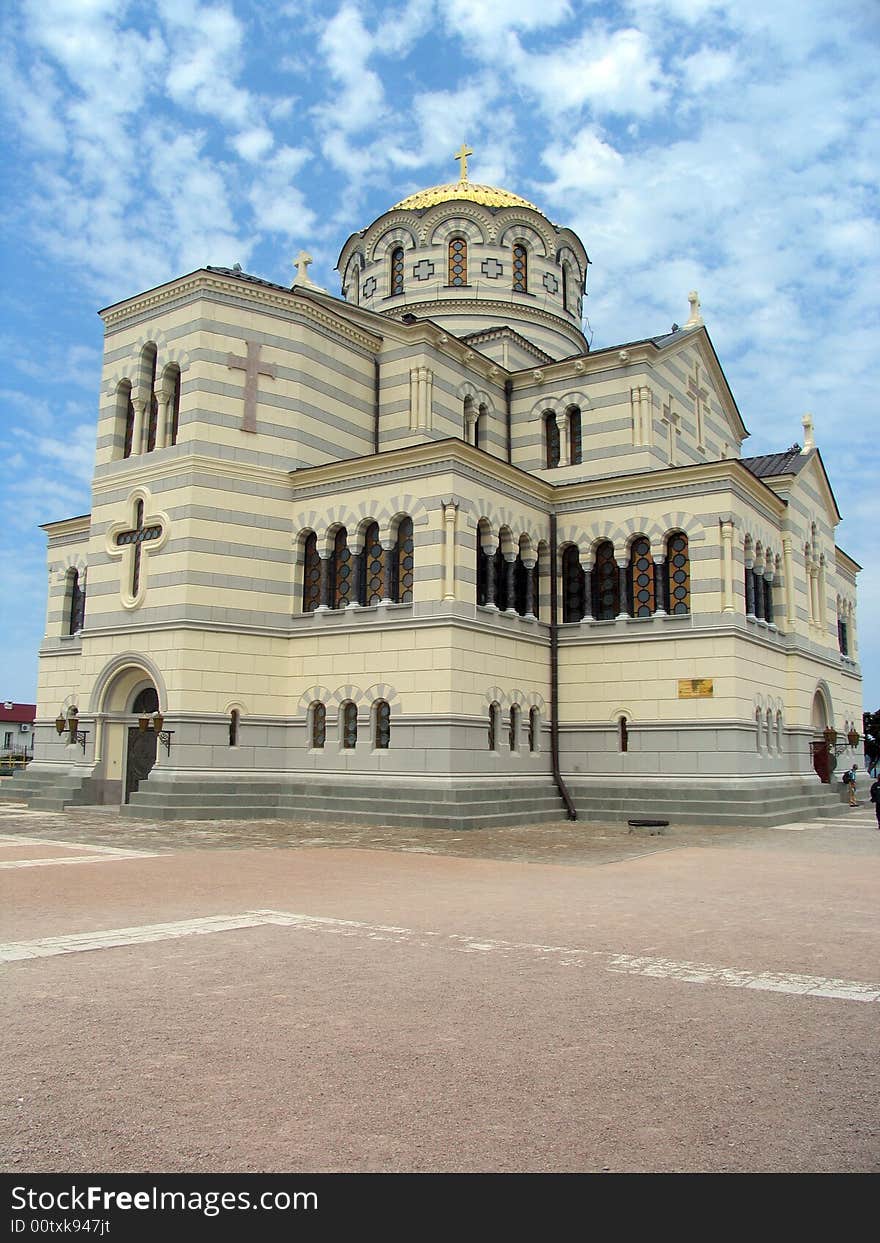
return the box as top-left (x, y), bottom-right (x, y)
top-left (1, 799), bottom-right (878, 1173)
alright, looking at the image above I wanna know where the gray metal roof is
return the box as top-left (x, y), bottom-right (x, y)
top-left (740, 447), bottom-right (807, 478)
top-left (206, 265), bottom-right (289, 293)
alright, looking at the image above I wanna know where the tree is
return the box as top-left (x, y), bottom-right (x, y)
top-left (863, 710), bottom-right (880, 774)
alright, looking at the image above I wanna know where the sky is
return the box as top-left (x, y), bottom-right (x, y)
top-left (0, 0), bottom-right (878, 709)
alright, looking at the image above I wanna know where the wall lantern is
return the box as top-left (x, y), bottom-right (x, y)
top-left (823, 726), bottom-right (837, 746)
top-left (55, 715), bottom-right (66, 735)
top-left (136, 711), bottom-right (173, 756)
top-left (847, 728), bottom-right (861, 749)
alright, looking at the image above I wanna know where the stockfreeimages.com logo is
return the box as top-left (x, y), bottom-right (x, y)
top-left (11, 1185), bottom-right (318, 1219)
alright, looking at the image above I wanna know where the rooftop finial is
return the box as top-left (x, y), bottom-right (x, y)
top-left (801, 413), bottom-right (815, 453)
top-left (453, 141), bottom-right (473, 182)
top-left (685, 289), bottom-right (703, 328)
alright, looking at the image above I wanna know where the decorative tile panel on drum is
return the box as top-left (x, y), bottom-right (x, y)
top-left (667, 532), bottom-right (691, 614)
top-left (448, 237), bottom-right (467, 286)
top-left (302, 532), bottom-right (321, 612)
top-left (395, 517), bottom-right (414, 603)
top-left (364, 522), bottom-right (384, 605)
top-left (630, 536), bottom-right (655, 616)
top-left (332, 528), bottom-right (352, 609)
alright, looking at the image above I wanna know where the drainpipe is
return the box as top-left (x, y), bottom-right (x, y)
top-left (373, 355), bottom-right (381, 455)
top-left (504, 378), bottom-right (513, 464)
top-left (549, 512), bottom-right (577, 821)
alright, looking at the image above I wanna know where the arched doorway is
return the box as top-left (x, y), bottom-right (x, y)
top-left (810, 687), bottom-right (832, 783)
top-left (90, 660), bottom-right (164, 805)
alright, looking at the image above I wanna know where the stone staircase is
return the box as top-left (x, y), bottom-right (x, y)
top-left (0, 764), bottom-right (94, 812)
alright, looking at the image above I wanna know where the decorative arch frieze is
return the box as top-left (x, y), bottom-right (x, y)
top-left (425, 212), bottom-right (490, 247)
top-left (494, 208), bottom-right (556, 255)
top-left (464, 497), bottom-right (546, 549)
top-left (294, 497), bottom-right (429, 556)
top-left (369, 224), bottom-right (419, 262)
top-left (496, 219), bottom-right (551, 257)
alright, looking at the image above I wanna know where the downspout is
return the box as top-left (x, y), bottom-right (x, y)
top-left (549, 512), bottom-right (577, 821)
top-left (504, 378), bottom-right (513, 464)
top-left (373, 355), bottom-right (380, 455)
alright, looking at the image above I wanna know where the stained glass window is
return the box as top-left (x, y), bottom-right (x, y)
top-left (838, 619), bottom-right (848, 655)
top-left (562, 265), bottom-right (569, 311)
top-left (311, 702), bottom-right (326, 749)
top-left (390, 246), bottom-right (404, 295)
top-left (342, 702), bottom-right (357, 749)
top-left (593, 540), bottom-right (619, 620)
top-left (375, 699), bottom-right (391, 749)
top-left (395, 517), bottom-right (414, 604)
top-left (512, 244), bottom-right (528, 292)
top-left (562, 546), bottom-right (585, 622)
top-left (145, 347), bottom-right (158, 453)
top-left (568, 407), bottom-right (582, 465)
top-left (364, 522), bottom-right (384, 606)
top-left (68, 569), bottom-right (86, 635)
top-left (514, 557), bottom-right (528, 616)
top-left (544, 412), bottom-right (560, 469)
top-left (302, 532), bottom-right (321, 612)
top-left (332, 527), bottom-right (352, 609)
top-left (121, 383), bottom-right (134, 459)
top-left (667, 532), bottom-right (690, 615)
top-left (629, 536), bottom-right (655, 617)
top-left (493, 547), bottom-right (507, 612)
top-left (448, 237), bottom-right (467, 286)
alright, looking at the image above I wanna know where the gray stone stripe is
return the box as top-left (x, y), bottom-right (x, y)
top-left (188, 380), bottom-right (373, 432)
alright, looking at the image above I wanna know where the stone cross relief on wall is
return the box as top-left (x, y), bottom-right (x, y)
top-left (227, 342), bottom-right (277, 434)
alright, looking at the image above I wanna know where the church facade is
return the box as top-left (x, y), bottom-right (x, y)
top-left (9, 157), bottom-right (863, 827)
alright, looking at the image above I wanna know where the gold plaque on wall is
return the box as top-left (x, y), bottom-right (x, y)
top-left (678, 678), bottom-right (714, 699)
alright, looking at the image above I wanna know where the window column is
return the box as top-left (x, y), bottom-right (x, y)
top-left (654, 555), bottom-right (668, 615)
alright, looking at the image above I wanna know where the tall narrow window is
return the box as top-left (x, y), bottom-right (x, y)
top-left (390, 246), bottom-right (404, 295)
top-left (512, 243), bottom-right (528, 292)
top-left (394, 517), bottom-right (414, 603)
top-left (342, 702), bottom-right (357, 749)
top-left (629, 537), bottom-right (655, 617)
top-left (363, 522), bottom-right (384, 606)
top-left (475, 403), bottom-right (487, 451)
top-left (488, 702), bottom-right (500, 751)
top-left (68, 569), bottom-right (86, 635)
top-left (562, 265), bottom-right (569, 311)
top-left (838, 618), bottom-right (849, 654)
top-left (229, 709), bottom-right (239, 747)
top-left (562, 546), bottom-right (585, 622)
top-left (568, 407), bottom-right (582, 465)
top-left (509, 705), bottom-right (520, 752)
top-left (169, 367), bottom-right (181, 446)
top-left (544, 411), bottom-right (560, 469)
top-left (592, 541), bottom-right (619, 620)
top-left (302, 532), bottom-right (321, 612)
top-left (310, 702), bottom-right (326, 749)
top-left (666, 532), bottom-right (691, 615)
top-left (332, 528), bottom-right (352, 609)
top-left (477, 537), bottom-right (488, 606)
top-left (374, 700), bottom-right (391, 749)
top-left (143, 345), bottom-right (158, 453)
top-left (448, 237), bottom-right (467, 286)
top-left (119, 381), bottom-right (135, 460)
top-left (618, 716), bottom-right (629, 752)
top-left (529, 707), bottom-right (540, 753)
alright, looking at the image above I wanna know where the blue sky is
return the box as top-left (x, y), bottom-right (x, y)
top-left (1, 0), bottom-right (878, 707)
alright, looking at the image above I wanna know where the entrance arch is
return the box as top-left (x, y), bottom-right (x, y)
top-left (810, 684), bottom-right (833, 783)
top-left (91, 657), bottom-right (166, 804)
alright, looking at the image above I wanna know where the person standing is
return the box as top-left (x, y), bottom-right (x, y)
top-left (848, 764), bottom-right (858, 807)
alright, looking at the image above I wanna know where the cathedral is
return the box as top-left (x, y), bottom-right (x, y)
top-left (6, 149), bottom-right (863, 827)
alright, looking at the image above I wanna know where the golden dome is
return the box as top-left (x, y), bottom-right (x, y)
top-left (392, 179), bottom-right (541, 212)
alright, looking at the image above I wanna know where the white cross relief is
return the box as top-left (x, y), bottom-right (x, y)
top-left (662, 396), bottom-right (680, 466)
top-left (687, 361), bottom-right (708, 449)
top-left (106, 492), bottom-right (169, 608)
top-left (227, 341), bottom-right (277, 435)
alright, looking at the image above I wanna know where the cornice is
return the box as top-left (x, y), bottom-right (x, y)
top-left (379, 295), bottom-right (586, 344)
top-left (92, 451), bottom-right (294, 496)
top-left (40, 514), bottom-right (92, 538)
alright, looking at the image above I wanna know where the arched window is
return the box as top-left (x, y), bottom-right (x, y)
top-left (302, 532), bottom-right (321, 612)
top-left (118, 380), bottom-right (135, 460)
top-left (629, 537), bottom-right (655, 617)
top-left (67, 569), bottom-right (86, 635)
top-left (363, 522), bottom-right (384, 606)
top-left (341, 702), bottom-right (357, 749)
top-left (394, 517), bottom-right (414, 603)
top-left (331, 528), bottom-right (352, 609)
top-left (755, 708), bottom-right (763, 754)
top-left (509, 705), bottom-right (520, 752)
top-left (765, 709), bottom-right (773, 754)
top-left (143, 344), bottom-right (158, 454)
top-left (168, 366), bottom-right (181, 446)
top-left (618, 716), bottom-right (629, 753)
top-left (132, 686), bottom-right (159, 715)
top-left (229, 709), bottom-right (239, 747)
top-left (666, 532), bottom-right (690, 615)
top-left (776, 711), bottom-right (784, 753)
top-left (562, 265), bottom-right (569, 311)
top-left (374, 699), bottom-right (391, 749)
top-left (488, 702), bottom-right (500, 751)
top-left (448, 236), bottom-right (467, 286)
top-left (310, 702), bottom-right (326, 749)
top-left (562, 546), bottom-right (585, 623)
top-left (568, 407), bottom-right (582, 465)
top-left (475, 403), bottom-right (487, 450)
top-left (512, 243), bottom-right (528, 292)
top-left (351, 266), bottom-right (360, 304)
top-left (390, 246), bottom-right (404, 295)
top-left (528, 707), bottom-right (540, 753)
top-left (592, 540), bottom-right (619, 620)
top-left (544, 411), bottom-right (560, 469)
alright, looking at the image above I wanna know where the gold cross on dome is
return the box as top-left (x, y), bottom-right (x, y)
top-left (453, 142), bottom-right (473, 181)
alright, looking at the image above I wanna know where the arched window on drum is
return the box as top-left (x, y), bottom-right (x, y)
top-left (628, 537), bottom-right (655, 617)
top-left (394, 517), bottom-right (414, 603)
top-left (666, 532), bottom-right (691, 614)
top-left (390, 246), bottom-right (404, 296)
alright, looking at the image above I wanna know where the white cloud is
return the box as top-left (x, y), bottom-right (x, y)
top-left (511, 27), bottom-right (669, 117)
